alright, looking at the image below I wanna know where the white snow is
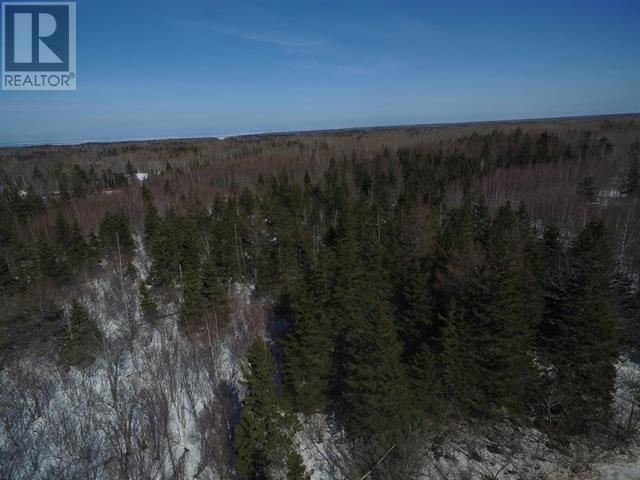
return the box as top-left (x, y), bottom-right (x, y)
top-left (135, 172), bottom-right (149, 182)
top-left (0, 245), bottom-right (263, 479)
top-left (2, 242), bottom-right (640, 479)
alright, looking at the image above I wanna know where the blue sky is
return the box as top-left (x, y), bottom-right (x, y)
top-left (0, 0), bottom-right (639, 145)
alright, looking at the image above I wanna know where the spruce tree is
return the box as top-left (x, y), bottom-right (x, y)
top-left (201, 256), bottom-right (228, 312)
top-left (181, 269), bottom-right (203, 331)
top-left (436, 299), bottom-right (470, 405)
top-left (554, 220), bottom-right (618, 432)
top-left (286, 451), bottom-right (311, 480)
top-left (142, 185), bottom-right (161, 242)
top-left (38, 236), bottom-right (70, 280)
top-left (68, 220), bottom-right (89, 264)
top-left (54, 211), bottom-right (72, 251)
top-left (465, 224), bottom-right (536, 414)
top-left (147, 212), bottom-right (174, 287)
top-left (54, 212), bottom-right (88, 266)
top-left (139, 281), bottom-right (158, 319)
top-left (234, 340), bottom-right (303, 480)
top-left (397, 259), bottom-right (433, 359)
top-left (397, 259), bottom-right (441, 413)
top-left (339, 297), bottom-right (413, 439)
top-left (281, 260), bottom-right (333, 414)
top-left (62, 300), bottom-right (102, 365)
top-left (535, 224), bottom-right (567, 361)
top-left (99, 210), bottom-right (134, 255)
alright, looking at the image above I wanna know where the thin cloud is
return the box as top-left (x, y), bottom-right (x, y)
top-left (175, 19), bottom-right (322, 50)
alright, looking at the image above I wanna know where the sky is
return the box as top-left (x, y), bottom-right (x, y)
top-left (0, 0), bottom-right (638, 146)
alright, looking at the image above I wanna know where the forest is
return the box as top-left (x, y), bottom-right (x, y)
top-left (1, 115), bottom-right (640, 479)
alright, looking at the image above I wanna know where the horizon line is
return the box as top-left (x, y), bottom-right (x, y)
top-left (1, 112), bottom-right (638, 150)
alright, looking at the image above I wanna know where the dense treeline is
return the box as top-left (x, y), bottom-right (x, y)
top-left (133, 155), bottom-right (624, 478)
top-left (1, 118), bottom-right (639, 478)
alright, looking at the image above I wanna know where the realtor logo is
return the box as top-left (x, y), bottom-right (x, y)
top-left (2, 1), bottom-right (76, 90)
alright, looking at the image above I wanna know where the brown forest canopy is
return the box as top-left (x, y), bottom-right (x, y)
top-left (0, 113), bottom-right (639, 269)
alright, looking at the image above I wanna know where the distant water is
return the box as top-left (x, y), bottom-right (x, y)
top-left (0, 132), bottom-right (266, 148)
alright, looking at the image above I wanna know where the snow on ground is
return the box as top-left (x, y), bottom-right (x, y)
top-left (1, 240), bottom-right (640, 479)
top-left (0, 245), bottom-right (262, 479)
top-left (295, 361), bottom-right (640, 480)
top-left (135, 172), bottom-right (150, 182)
top-left (597, 452), bottom-right (640, 480)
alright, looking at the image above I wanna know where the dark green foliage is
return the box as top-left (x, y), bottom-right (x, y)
top-left (12, 241), bottom-right (39, 289)
top-left (436, 299), bottom-right (471, 404)
top-left (54, 212), bottom-right (89, 265)
top-left (551, 220), bottom-right (618, 432)
top-left (240, 188), bottom-right (256, 215)
top-left (99, 210), bottom-right (134, 255)
top-left (0, 126), bottom-right (627, 451)
top-left (139, 281), bottom-right (158, 319)
top-left (181, 268), bottom-right (203, 330)
top-left (201, 256), bottom-right (228, 312)
top-left (398, 259), bottom-right (433, 359)
top-left (71, 165), bottom-right (89, 197)
top-left (535, 224), bottom-right (567, 361)
top-left (234, 340), bottom-right (302, 480)
top-left (286, 451), bottom-right (311, 480)
top-left (142, 185), bottom-right (161, 242)
top-left (37, 236), bottom-right (70, 280)
top-left (339, 296), bottom-right (413, 439)
top-left (397, 259), bottom-right (441, 413)
top-left (464, 219), bottom-right (537, 415)
top-left (62, 300), bottom-right (102, 366)
top-left (126, 160), bottom-right (137, 176)
top-left (281, 260), bottom-right (333, 414)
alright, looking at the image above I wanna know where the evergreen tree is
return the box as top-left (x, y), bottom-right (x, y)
top-left (146, 210), bottom-right (175, 287)
top-left (142, 185), bottom-right (161, 241)
top-left (13, 241), bottom-right (40, 289)
top-left (286, 451), bottom-right (311, 480)
top-left (553, 220), bottom-right (618, 432)
top-left (54, 211), bottom-right (72, 250)
top-left (68, 220), bottom-right (89, 263)
top-left (396, 259), bottom-right (441, 413)
top-left (436, 299), bottom-right (471, 405)
top-left (126, 160), bottom-right (137, 176)
top-left (281, 259), bottom-right (333, 414)
top-left (54, 212), bottom-right (88, 265)
top-left (535, 224), bottom-right (567, 361)
top-left (465, 224), bottom-right (536, 414)
top-left (62, 300), bottom-right (102, 365)
top-left (139, 281), bottom-right (158, 319)
top-left (99, 210), bottom-right (134, 255)
top-left (201, 256), bottom-right (228, 312)
top-left (181, 268), bottom-right (203, 331)
top-left (37, 236), bottom-right (70, 280)
top-left (71, 165), bottom-right (89, 197)
top-left (397, 259), bottom-right (433, 359)
top-left (339, 297), bottom-right (413, 439)
top-left (433, 200), bottom-right (483, 307)
top-left (234, 340), bottom-right (301, 480)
